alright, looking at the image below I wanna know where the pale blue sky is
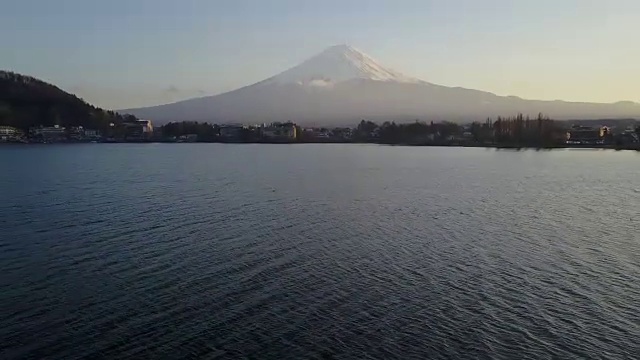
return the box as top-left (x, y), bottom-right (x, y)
top-left (2, 0), bottom-right (638, 109)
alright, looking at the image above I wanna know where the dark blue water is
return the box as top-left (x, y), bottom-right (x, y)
top-left (1, 144), bottom-right (639, 359)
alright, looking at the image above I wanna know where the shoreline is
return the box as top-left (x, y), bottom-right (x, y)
top-left (3, 141), bottom-right (640, 151)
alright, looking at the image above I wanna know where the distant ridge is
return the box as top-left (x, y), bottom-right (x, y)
top-left (121, 45), bottom-right (640, 125)
top-left (565, 118), bottom-right (638, 128)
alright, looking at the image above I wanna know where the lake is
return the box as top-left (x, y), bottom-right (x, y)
top-left (1, 144), bottom-right (639, 359)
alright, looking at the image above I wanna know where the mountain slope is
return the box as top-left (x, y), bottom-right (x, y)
top-left (260, 44), bottom-right (421, 86)
top-left (0, 71), bottom-right (136, 130)
top-left (122, 45), bottom-right (640, 125)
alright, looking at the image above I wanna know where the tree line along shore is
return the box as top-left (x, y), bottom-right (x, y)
top-left (2, 70), bottom-right (639, 149)
top-left (3, 116), bottom-right (640, 151)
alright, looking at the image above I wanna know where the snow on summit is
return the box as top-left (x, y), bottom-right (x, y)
top-left (121, 44), bottom-right (640, 125)
top-left (262, 44), bottom-right (421, 86)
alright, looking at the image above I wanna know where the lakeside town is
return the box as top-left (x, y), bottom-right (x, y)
top-left (2, 115), bottom-right (640, 149)
top-left (3, 71), bottom-right (639, 150)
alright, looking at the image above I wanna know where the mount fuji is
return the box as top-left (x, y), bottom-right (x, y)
top-left (121, 45), bottom-right (640, 125)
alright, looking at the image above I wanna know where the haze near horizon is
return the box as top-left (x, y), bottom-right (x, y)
top-left (2, 0), bottom-right (638, 110)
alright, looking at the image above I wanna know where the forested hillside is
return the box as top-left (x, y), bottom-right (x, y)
top-left (0, 71), bottom-right (135, 130)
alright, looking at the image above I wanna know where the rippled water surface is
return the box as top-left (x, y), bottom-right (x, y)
top-left (1, 144), bottom-right (639, 359)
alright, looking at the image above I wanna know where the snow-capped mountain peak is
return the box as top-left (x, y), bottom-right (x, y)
top-left (261, 44), bottom-right (421, 86)
top-left (121, 44), bottom-right (640, 125)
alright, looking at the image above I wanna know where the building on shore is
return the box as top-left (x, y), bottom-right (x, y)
top-left (122, 119), bottom-right (153, 141)
top-left (332, 127), bottom-right (353, 141)
top-left (29, 125), bottom-right (67, 142)
top-left (0, 126), bottom-right (22, 142)
top-left (566, 126), bottom-right (607, 145)
top-left (68, 126), bottom-right (101, 141)
top-left (261, 122), bottom-right (296, 142)
top-left (83, 129), bottom-right (101, 139)
top-left (0, 126), bottom-right (17, 137)
top-left (219, 124), bottom-right (246, 142)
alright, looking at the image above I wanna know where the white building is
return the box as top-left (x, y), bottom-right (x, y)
top-left (138, 120), bottom-right (153, 134)
top-left (0, 126), bottom-right (19, 141)
top-left (122, 120), bottom-right (154, 140)
top-left (0, 126), bottom-right (17, 136)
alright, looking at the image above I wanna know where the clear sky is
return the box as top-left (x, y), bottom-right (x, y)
top-left (2, 0), bottom-right (638, 109)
